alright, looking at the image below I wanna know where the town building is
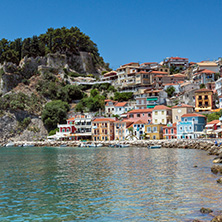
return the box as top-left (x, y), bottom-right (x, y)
top-left (92, 118), bottom-right (115, 141)
top-left (193, 69), bottom-right (215, 85)
top-left (152, 105), bottom-right (172, 125)
top-left (132, 120), bottom-right (147, 140)
top-left (195, 88), bottom-right (213, 112)
top-left (101, 71), bottom-right (118, 82)
top-left (215, 78), bottom-right (222, 108)
top-left (114, 120), bottom-right (134, 141)
top-left (192, 61), bottom-right (219, 73)
top-left (127, 108), bottom-right (153, 123)
top-left (177, 113), bottom-right (206, 139)
top-left (163, 123), bottom-right (177, 139)
top-left (171, 104), bottom-right (194, 123)
top-left (164, 57), bottom-right (189, 69)
top-left (145, 123), bottom-right (164, 140)
top-left (204, 120), bottom-right (220, 138)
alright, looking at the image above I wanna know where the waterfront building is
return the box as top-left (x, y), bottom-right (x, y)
top-left (194, 88), bottom-right (213, 112)
top-left (132, 120), bottom-right (147, 140)
top-left (171, 104), bottom-right (194, 123)
top-left (92, 118), bottom-right (115, 141)
top-left (205, 120), bottom-right (220, 138)
top-left (176, 113), bottom-right (206, 139)
top-left (105, 100), bottom-right (117, 117)
top-left (215, 78), bottom-right (222, 108)
top-left (127, 108), bottom-right (153, 123)
top-left (114, 120), bottom-right (134, 140)
top-left (145, 123), bottom-right (164, 140)
top-left (163, 123), bottom-right (177, 139)
top-left (152, 105), bottom-right (172, 125)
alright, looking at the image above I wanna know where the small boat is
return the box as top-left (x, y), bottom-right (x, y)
top-left (120, 144), bottom-right (129, 148)
top-left (60, 144), bottom-right (67, 147)
top-left (23, 144), bottom-right (34, 147)
top-left (5, 142), bottom-right (15, 147)
top-left (148, 145), bottom-right (161, 149)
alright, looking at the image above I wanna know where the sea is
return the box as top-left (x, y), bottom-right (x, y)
top-left (0, 146), bottom-right (221, 221)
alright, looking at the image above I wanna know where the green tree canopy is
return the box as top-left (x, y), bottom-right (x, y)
top-left (114, 92), bottom-right (134, 102)
top-left (165, 86), bottom-right (175, 97)
top-left (41, 100), bottom-right (70, 131)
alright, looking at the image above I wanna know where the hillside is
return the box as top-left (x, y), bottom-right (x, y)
top-left (0, 27), bottom-right (111, 144)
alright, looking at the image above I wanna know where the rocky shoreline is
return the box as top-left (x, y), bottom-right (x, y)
top-left (1, 139), bottom-right (222, 221)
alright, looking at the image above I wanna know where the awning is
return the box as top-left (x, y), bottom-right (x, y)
top-left (205, 124), bottom-right (214, 128)
top-left (217, 122), bottom-right (222, 126)
top-left (81, 120), bottom-right (85, 122)
top-left (215, 128), bottom-right (222, 133)
top-left (75, 120), bottom-right (80, 122)
top-left (147, 97), bottom-right (158, 101)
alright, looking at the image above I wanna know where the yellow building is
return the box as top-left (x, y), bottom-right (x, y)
top-left (145, 124), bottom-right (165, 140)
top-left (195, 88), bottom-right (213, 112)
top-left (92, 118), bottom-right (115, 141)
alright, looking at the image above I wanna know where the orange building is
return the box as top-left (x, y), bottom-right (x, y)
top-left (195, 88), bottom-right (213, 112)
top-left (92, 118), bottom-right (115, 141)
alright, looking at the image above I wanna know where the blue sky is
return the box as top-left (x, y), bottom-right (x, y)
top-left (0, 0), bottom-right (221, 69)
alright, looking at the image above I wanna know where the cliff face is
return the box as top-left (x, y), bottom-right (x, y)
top-left (0, 52), bottom-right (104, 95)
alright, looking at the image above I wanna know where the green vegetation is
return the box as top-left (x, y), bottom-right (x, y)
top-left (48, 128), bottom-right (59, 136)
top-left (75, 88), bottom-right (105, 112)
top-left (165, 86), bottom-right (175, 97)
top-left (113, 92), bottom-right (134, 102)
top-left (200, 84), bottom-right (206, 89)
top-left (214, 73), bottom-right (220, 81)
top-left (36, 72), bottom-right (85, 102)
top-left (0, 27), bottom-right (110, 70)
top-left (170, 65), bottom-right (183, 74)
top-left (0, 92), bottom-right (43, 114)
top-left (41, 100), bottom-right (70, 131)
top-left (204, 110), bottom-right (222, 122)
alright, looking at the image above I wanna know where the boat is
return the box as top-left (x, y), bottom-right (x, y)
top-left (5, 142), bottom-right (15, 147)
top-left (148, 145), bottom-right (161, 149)
top-left (23, 144), bottom-right (34, 147)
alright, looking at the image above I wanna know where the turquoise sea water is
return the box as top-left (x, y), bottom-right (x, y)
top-left (0, 147), bottom-right (222, 221)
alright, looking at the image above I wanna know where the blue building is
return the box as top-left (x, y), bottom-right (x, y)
top-left (177, 113), bottom-right (206, 139)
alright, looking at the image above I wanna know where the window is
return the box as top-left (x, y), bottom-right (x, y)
top-left (155, 119), bottom-right (157, 123)
top-left (198, 95), bottom-right (202, 100)
top-left (171, 128), bottom-right (174, 134)
top-left (129, 114), bottom-right (134, 118)
top-left (153, 135), bottom-right (156, 139)
top-left (204, 95), bottom-right (208, 100)
top-left (165, 129), bottom-right (168, 134)
top-left (155, 111), bottom-right (158, 115)
top-left (153, 127), bottom-right (157, 132)
top-left (180, 126), bottom-right (182, 131)
top-left (185, 118), bottom-right (187, 122)
top-left (105, 137), bottom-right (107, 141)
top-left (162, 119), bottom-right (164, 123)
top-left (137, 114), bottom-right (140, 117)
top-left (176, 116), bottom-right (179, 120)
top-left (162, 111), bottom-right (164, 115)
top-left (189, 126), bottom-right (192, 130)
top-left (147, 127), bottom-right (151, 133)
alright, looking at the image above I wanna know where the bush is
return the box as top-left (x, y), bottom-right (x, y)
top-left (114, 92), bottom-right (134, 102)
top-left (41, 100), bottom-right (70, 131)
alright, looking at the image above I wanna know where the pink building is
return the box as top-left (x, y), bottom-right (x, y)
top-left (127, 108), bottom-right (153, 123)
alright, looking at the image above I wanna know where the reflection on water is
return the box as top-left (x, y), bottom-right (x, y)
top-left (0, 147), bottom-right (221, 221)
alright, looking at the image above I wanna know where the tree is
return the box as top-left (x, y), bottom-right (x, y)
top-left (200, 84), bottom-right (206, 89)
top-left (114, 92), bottom-right (134, 102)
top-left (165, 86), bottom-right (175, 97)
top-left (41, 100), bottom-right (70, 131)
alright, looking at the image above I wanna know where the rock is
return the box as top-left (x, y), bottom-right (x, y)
top-left (211, 165), bottom-right (222, 174)
top-left (194, 165), bottom-right (198, 168)
top-left (216, 178), bottom-right (222, 184)
top-left (200, 207), bottom-right (213, 214)
top-left (211, 215), bottom-right (222, 222)
top-left (213, 158), bottom-right (222, 164)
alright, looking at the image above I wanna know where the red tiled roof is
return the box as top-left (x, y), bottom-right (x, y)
top-left (115, 102), bottom-right (127, 107)
top-left (172, 104), bottom-right (194, 108)
top-left (170, 57), bottom-right (188, 60)
top-left (195, 88), bottom-right (213, 93)
top-left (93, 118), bottom-right (116, 122)
top-left (172, 74), bottom-right (186, 77)
top-left (153, 105), bottom-right (171, 110)
top-left (182, 113), bottom-right (206, 118)
top-left (207, 120), bottom-right (220, 125)
top-left (134, 119), bottom-right (147, 124)
top-left (136, 71), bottom-right (149, 74)
top-left (198, 69), bottom-right (215, 74)
top-left (150, 71), bottom-right (168, 75)
top-left (141, 62), bottom-right (158, 65)
top-left (128, 108), bottom-right (153, 113)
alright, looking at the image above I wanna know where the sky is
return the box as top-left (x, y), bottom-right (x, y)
top-left (0, 0), bottom-right (221, 69)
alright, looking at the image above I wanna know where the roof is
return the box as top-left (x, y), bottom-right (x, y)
top-left (93, 118), bottom-right (116, 122)
top-left (207, 120), bottom-right (220, 125)
top-left (172, 74), bottom-right (186, 77)
top-left (150, 71), bottom-right (168, 75)
top-left (182, 113), bottom-right (206, 118)
top-left (128, 108), bottom-right (153, 113)
top-left (198, 69), bottom-right (215, 74)
top-left (172, 104), bottom-right (194, 109)
top-left (141, 62), bottom-right (158, 66)
top-left (170, 57), bottom-right (188, 60)
top-left (67, 117), bottom-right (75, 121)
top-left (134, 119), bottom-right (147, 124)
top-left (115, 102), bottom-right (127, 107)
top-left (195, 88), bottom-right (213, 93)
top-left (153, 105), bottom-right (171, 110)
top-left (197, 61), bottom-right (218, 66)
